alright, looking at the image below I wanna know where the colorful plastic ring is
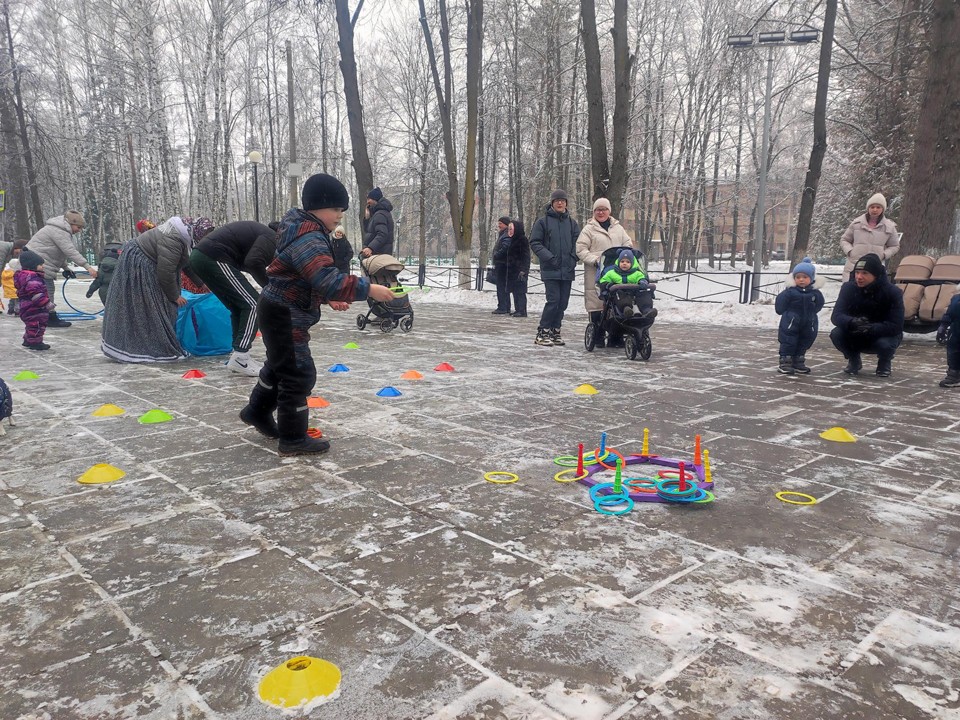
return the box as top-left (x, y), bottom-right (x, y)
top-left (694, 490), bottom-right (715, 504)
top-left (775, 491), bottom-right (817, 505)
top-left (624, 480), bottom-right (659, 494)
top-left (655, 479), bottom-right (699, 497)
top-left (658, 468), bottom-right (696, 481)
top-left (594, 447), bottom-right (626, 470)
top-left (554, 452), bottom-right (606, 467)
top-left (594, 496), bottom-right (633, 515)
top-left (484, 471), bottom-right (519, 485)
top-left (595, 493), bottom-right (631, 507)
top-left (554, 468), bottom-right (588, 483)
top-left (659, 487), bottom-right (707, 503)
top-left (589, 482), bottom-right (622, 501)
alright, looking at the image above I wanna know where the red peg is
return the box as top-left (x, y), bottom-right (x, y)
top-left (678, 461), bottom-right (687, 492)
top-left (694, 435), bottom-right (702, 466)
top-left (577, 443), bottom-right (585, 475)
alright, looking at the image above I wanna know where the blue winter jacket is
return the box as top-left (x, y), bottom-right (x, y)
top-left (529, 205), bottom-right (581, 281)
top-left (775, 284), bottom-right (825, 339)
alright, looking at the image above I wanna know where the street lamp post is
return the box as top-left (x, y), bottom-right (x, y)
top-left (248, 150), bottom-right (263, 223)
top-left (728, 28), bottom-right (818, 301)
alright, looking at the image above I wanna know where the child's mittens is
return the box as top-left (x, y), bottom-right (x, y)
top-left (637, 280), bottom-right (649, 290)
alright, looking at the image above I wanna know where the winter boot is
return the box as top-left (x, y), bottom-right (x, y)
top-left (843, 353), bottom-right (862, 375)
top-left (535, 327), bottom-right (554, 346)
top-left (551, 328), bottom-right (565, 346)
top-left (226, 350), bottom-right (262, 377)
top-left (47, 311), bottom-right (71, 328)
top-left (792, 355), bottom-right (811, 374)
top-left (278, 435), bottom-right (331, 456)
top-left (239, 404), bottom-right (279, 439)
top-left (277, 401), bottom-right (329, 456)
top-left (876, 357), bottom-right (892, 377)
top-left (939, 369), bottom-right (960, 388)
top-left (22, 341), bottom-right (50, 351)
top-left (778, 356), bottom-right (795, 375)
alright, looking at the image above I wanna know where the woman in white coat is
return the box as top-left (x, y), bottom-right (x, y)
top-left (841, 193), bottom-right (899, 280)
top-left (576, 197), bottom-right (634, 347)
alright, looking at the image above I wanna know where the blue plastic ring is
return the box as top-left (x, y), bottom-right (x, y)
top-left (658, 488), bottom-right (708, 503)
top-left (594, 496), bottom-right (634, 515)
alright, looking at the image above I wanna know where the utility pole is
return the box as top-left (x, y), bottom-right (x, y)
top-left (286, 40), bottom-right (299, 208)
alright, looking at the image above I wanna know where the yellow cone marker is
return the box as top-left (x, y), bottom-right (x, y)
top-left (78, 463), bottom-right (126, 485)
top-left (819, 426), bottom-right (856, 443)
top-left (574, 384), bottom-right (598, 395)
top-left (258, 656), bottom-right (341, 709)
top-left (92, 404), bottom-right (125, 417)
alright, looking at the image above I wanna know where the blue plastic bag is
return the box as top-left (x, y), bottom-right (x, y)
top-left (176, 291), bottom-right (233, 356)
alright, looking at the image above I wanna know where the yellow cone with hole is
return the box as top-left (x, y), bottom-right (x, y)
top-left (78, 464), bottom-right (126, 485)
top-left (92, 404), bottom-right (125, 417)
top-left (574, 384), bottom-right (598, 395)
top-left (258, 656), bottom-right (341, 709)
top-left (819, 426), bottom-right (856, 443)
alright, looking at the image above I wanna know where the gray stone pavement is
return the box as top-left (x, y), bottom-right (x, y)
top-left (0, 302), bottom-right (958, 719)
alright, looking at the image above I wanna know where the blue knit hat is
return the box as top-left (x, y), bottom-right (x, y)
top-left (792, 257), bottom-right (815, 280)
top-left (618, 249), bottom-right (634, 263)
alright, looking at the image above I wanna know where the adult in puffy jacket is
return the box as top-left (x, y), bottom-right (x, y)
top-left (361, 187), bottom-right (395, 257)
top-left (330, 225), bottom-right (355, 274)
top-left (840, 193), bottom-right (899, 280)
top-left (577, 197), bottom-right (634, 347)
top-left (25, 210), bottom-right (98, 328)
top-left (101, 216), bottom-right (214, 363)
top-left (529, 189), bottom-right (581, 346)
top-left (830, 253), bottom-right (904, 377)
top-left (491, 216), bottom-right (512, 314)
top-left (189, 221), bottom-right (277, 376)
top-left (774, 258), bottom-right (825, 375)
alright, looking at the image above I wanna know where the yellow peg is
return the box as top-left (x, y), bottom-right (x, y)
top-left (642, 427), bottom-right (650, 456)
top-left (703, 449), bottom-right (712, 485)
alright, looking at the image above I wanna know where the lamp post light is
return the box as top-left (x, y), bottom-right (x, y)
top-left (248, 150), bottom-right (263, 223)
top-left (727, 26), bottom-right (818, 301)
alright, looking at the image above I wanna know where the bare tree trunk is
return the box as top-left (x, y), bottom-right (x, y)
top-left (792, 0), bottom-right (837, 265)
top-left (897, 0), bottom-right (960, 260)
top-left (607, 0), bottom-right (633, 217)
top-left (336, 0), bottom-right (373, 224)
top-left (579, 0), bottom-right (610, 202)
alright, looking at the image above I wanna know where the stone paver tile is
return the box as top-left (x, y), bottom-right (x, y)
top-left (256, 492), bottom-right (446, 566)
top-left (116, 547), bottom-right (354, 671)
top-left (0, 641), bottom-right (204, 720)
top-left (839, 609), bottom-right (960, 719)
top-left (639, 556), bottom-right (890, 677)
top-left (0, 455), bottom-right (155, 505)
top-left (151, 443), bottom-right (283, 487)
top-left (326, 528), bottom-right (546, 630)
top-left (423, 677), bottom-right (567, 720)
top-left (193, 604), bottom-right (486, 719)
top-left (68, 510), bottom-right (260, 596)
top-left (0, 490), bottom-right (30, 530)
top-left (0, 524), bottom-right (72, 593)
top-left (111, 426), bottom-right (245, 462)
top-left (30, 477), bottom-right (199, 543)
top-left (791, 455), bottom-right (946, 504)
top-left (0, 574), bottom-right (131, 679)
top-left (436, 573), bottom-right (711, 719)
top-left (0, 424), bottom-right (118, 469)
top-left (335, 453), bottom-right (488, 504)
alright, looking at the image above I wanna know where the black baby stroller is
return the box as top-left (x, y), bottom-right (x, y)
top-left (357, 254), bottom-right (414, 333)
top-left (584, 246), bottom-right (657, 361)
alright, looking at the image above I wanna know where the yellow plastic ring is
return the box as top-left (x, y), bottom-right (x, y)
top-left (554, 468), bottom-right (588, 483)
top-left (484, 471), bottom-right (519, 484)
top-left (775, 491), bottom-right (817, 505)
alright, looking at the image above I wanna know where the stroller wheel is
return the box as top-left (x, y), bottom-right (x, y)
top-left (584, 323), bottom-right (596, 352)
top-left (639, 329), bottom-right (652, 361)
top-left (356, 314), bottom-right (368, 330)
top-left (380, 318), bottom-right (394, 333)
top-left (624, 333), bottom-right (639, 361)
top-left (399, 316), bottom-right (414, 333)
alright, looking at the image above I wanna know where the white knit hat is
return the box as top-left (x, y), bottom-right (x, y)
top-left (866, 193), bottom-right (887, 211)
top-left (593, 197), bottom-right (611, 211)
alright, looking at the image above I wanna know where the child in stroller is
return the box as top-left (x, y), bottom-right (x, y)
top-left (585, 247), bottom-right (657, 360)
top-left (357, 254), bottom-right (414, 333)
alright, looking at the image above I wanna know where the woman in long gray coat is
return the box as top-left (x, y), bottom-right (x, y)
top-left (101, 216), bottom-right (213, 363)
top-left (576, 197), bottom-right (634, 347)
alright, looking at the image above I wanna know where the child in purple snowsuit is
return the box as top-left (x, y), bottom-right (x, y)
top-left (14, 250), bottom-right (54, 350)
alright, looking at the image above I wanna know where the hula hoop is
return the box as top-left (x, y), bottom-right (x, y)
top-left (60, 278), bottom-right (103, 320)
top-left (657, 468), bottom-right (695, 481)
top-left (775, 491), bottom-right (817, 505)
top-left (484, 471), bottom-right (519, 485)
top-left (594, 496), bottom-right (634, 515)
top-left (594, 447), bottom-right (626, 471)
top-left (554, 468), bottom-right (588, 483)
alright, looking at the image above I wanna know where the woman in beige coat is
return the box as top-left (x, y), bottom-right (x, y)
top-left (841, 193), bottom-right (899, 280)
top-left (576, 197), bottom-right (633, 347)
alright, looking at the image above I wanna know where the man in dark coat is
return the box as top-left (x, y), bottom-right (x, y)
top-left (188, 220), bottom-right (277, 376)
top-left (361, 187), bottom-right (395, 258)
top-left (529, 189), bottom-right (581, 346)
top-left (491, 216), bottom-right (511, 314)
top-left (830, 253), bottom-right (905, 377)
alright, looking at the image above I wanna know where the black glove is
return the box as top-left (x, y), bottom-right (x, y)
top-left (849, 316), bottom-right (870, 334)
top-left (637, 280), bottom-right (649, 291)
top-left (937, 325), bottom-right (949, 344)
top-left (85, 287), bottom-right (94, 298)
top-left (62, 268), bottom-right (77, 280)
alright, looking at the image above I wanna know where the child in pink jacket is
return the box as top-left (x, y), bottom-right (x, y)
top-left (14, 250), bottom-right (54, 350)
